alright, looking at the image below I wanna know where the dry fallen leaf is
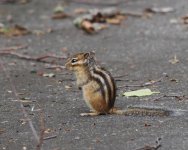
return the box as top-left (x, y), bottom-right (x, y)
top-left (19, 0), bottom-right (30, 4)
top-left (106, 18), bottom-right (121, 25)
top-left (90, 7), bottom-right (120, 18)
top-left (182, 15), bottom-right (188, 24)
top-left (43, 73), bottom-right (56, 78)
top-left (0, 128), bottom-right (5, 134)
top-left (73, 8), bottom-right (127, 33)
top-left (44, 128), bottom-right (53, 134)
top-left (144, 7), bottom-right (175, 14)
top-left (92, 23), bottom-right (108, 31)
top-left (65, 85), bottom-right (72, 89)
top-left (81, 20), bottom-right (95, 33)
top-left (169, 55), bottom-right (179, 64)
top-left (170, 78), bottom-right (179, 83)
top-left (33, 30), bottom-right (45, 36)
top-left (106, 15), bottom-right (126, 25)
top-left (116, 15), bottom-right (127, 21)
top-left (33, 28), bottom-right (53, 36)
top-left (143, 7), bottom-right (174, 19)
top-left (144, 123), bottom-right (151, 127)
top-left (74, 8), bottom-right (88, 14)
top-left (52, 12), bottom-right (69, 19)
top-left (52, 4), bottom-right (69, 19)
top-left (53, 4), bottom-right (64, 13)
top-left (0, 24), bottom-right (30, 36)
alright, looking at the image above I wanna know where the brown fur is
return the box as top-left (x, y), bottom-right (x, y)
top-left (83, 81), bottom-right (109, 113)
top-left (65, 52), bottom-right (173, 117)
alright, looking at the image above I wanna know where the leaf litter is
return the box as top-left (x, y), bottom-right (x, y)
top-left (73, 7), bottom-right (127, 34)
top-left (52, 4), bottom-right (69, 19)
top-left (0, 24), bottom-right (30, 37)
top-left (144, 7), bottom-right (175, 14)
top-left (42, 73), bottom-right (56, 78)
top-left (169, 54), bottom-right (179, 64)
top-left (73, 6), bottom-right (176, 34)
top-left (181, 15), bottom-right (188, 24)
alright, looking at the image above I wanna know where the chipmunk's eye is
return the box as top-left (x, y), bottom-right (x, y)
top-left (71, 58), bottom-right (77, 63)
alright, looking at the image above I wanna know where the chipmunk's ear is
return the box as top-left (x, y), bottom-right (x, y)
top-left (89, 51), bottom-right (95, 57)
top-left (84, 52), bottom-right (90, 59)
top-left (84, 52), bottom-right (95, 59)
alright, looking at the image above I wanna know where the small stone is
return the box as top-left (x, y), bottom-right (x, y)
top-left (22, 146), bottom-right (27, 150)
top-left (111, 133), bottom-right (117, 136)
top-left (74, 136), bottom-right (80, 140)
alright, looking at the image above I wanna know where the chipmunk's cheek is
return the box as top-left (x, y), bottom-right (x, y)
top-left (69, 67), bottom-right (74, 71)
top-left (68, 65), bottom-right (75, 71)
top-left (68, 67), bottom-right (73, 71)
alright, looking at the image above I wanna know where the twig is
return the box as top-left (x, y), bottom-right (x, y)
top-left (114, 74), bottom-right (128, 78)
top-left (115, 79), bottom-right (130, 81)
top-left (0, 45), bottom-right (28, 51)
top-left (118, 77), bottom-right (163, 89)
top-left (35, 54), bottom-right (67, 61)
top-left (43, 135), bottom-right (57, 140)
top-left (70, 0), bottom-right (123, 6)
top-left (121, 11), bottom-right (143, 18)
top-left (135, 138), bottom-right (162, 150)
top-left (118, 84), bottom-right (146, 88)
top-left (0, 51), bottom-right (67, 63)
top-left (44, 64), bottom-right (65, 70)
top-left (135, 145), bottom-right (161, 150)
top-left (153, 94), bottom-right (188, 101)
top-left (0, 59), bottom-right (40, 143)
top-left (36, 105), bottom-right (45, 150)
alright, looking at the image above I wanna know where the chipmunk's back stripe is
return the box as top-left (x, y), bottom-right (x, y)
top-left (95, 67), bottom-right (116, 108)
top-left (109, 75), bottom-right (116, 108)
top-left (91, 69), bottom-right (108, 103)
top-left (93, 68), bottom-right (111, 106)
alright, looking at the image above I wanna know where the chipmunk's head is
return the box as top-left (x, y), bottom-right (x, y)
top-left (65, 52), bottom-right (96, 71)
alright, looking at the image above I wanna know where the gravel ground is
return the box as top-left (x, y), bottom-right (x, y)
top-left (0, 0), bottom-right (188, 150)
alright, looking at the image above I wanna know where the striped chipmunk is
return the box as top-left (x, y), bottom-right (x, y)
top-left (65, 52), bottom-right (186, 117)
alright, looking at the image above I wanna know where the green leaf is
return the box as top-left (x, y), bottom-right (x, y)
top-left (123, 88), bottom-right (160, 97)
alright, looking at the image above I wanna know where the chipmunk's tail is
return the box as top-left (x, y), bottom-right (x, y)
top-left (111, 106), bottom-right (188, 117)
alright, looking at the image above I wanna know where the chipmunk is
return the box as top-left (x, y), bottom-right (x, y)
top-left (65, 52), bottom-right (186, 117)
